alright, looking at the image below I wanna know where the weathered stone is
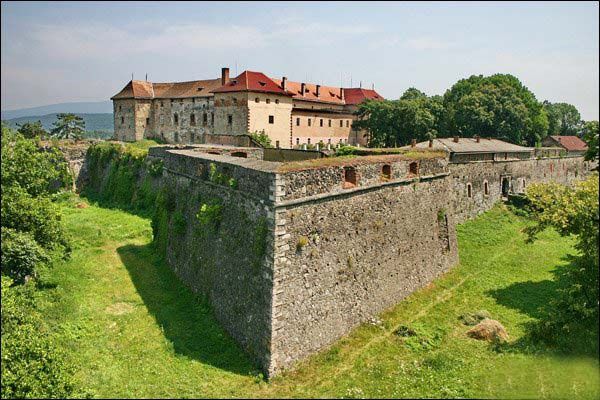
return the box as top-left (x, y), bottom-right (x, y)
top-left (466, 319), bottom-right (509, 343)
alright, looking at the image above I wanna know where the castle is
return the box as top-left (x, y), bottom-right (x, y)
top-left (111, 67), bottom-right (383, 148)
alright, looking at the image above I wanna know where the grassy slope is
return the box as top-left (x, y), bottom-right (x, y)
top-left (39, 198), bottom-right (599, 398)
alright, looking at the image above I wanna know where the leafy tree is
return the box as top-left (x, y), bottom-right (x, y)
top-left (249, 130), bottom-right (273, 148)
top-left (50, 113), bottom-right (85, 140)
top-left (1, 228), bottom-right (50, 283)
top-left (581, 120), bottom-right (599, 162)
top-left (354, 89), bottom-right (444, 147)
top-left (17, 120), bottom-right (47, 140)
top-left (442, 74), bottom-right (548, 146)
top-left (1, 126), bottom-right (72, 197)
top-left (524, 176), bottom-right (599, 334)
top-left (543, 101), bottom-right (582, 137)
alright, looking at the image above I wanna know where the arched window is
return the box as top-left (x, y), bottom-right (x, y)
top-left (381, 164), bottom-right (391, 180)
top-left (484, 180), bottom-right (489, 196)
top-left (173, 113), bottom-right (179, 125)
top-left (467, 183), bottom-right (472, 198)
top-left (255, 97), bottom-right (260, 103)
top-left (343, 166), bottom-right (357, 189)
top-left (266, 99), bottom-right (271, 104)
top-left (190, 114), bottom-right (196, 126)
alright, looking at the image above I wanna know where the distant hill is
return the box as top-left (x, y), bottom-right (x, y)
top-left (1, 101), bottom-right (112, 120)
top-left (5, 113), bottom-right (114, 136)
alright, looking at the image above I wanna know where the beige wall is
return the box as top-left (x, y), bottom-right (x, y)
top-left (135, 100), bottom-right (152, 141)
top-left (247, 93), bottom-right (293, 148)
top-left (291, 111), bottom-right (353, 147)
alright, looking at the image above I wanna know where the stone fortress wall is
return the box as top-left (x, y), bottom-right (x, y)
top-left (74, 138), bottom-right (593, 377)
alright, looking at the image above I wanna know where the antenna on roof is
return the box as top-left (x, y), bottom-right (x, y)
top-left (145, 73), bottom-right (148, 81)
top-left (350, 73), bottom-right (353, 88)
top-left (131, 73), bottom-right (134, 81)
top-left (360, 80), bottom-right (362, 88)
top-left (372, 83), bottom-right (374, 90)
top-left (235, 61), bottom-right (238, 75)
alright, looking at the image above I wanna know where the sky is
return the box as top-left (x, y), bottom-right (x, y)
top-left (1, 1), bottom-right (598, 119)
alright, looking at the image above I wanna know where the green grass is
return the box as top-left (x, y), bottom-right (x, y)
top-left (38, 198), bottom-right (599, 398)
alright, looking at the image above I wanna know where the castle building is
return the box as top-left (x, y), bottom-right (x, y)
top-left (111, 67), bottom-right (383, 148)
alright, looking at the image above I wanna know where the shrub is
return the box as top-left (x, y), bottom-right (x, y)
top-left (1, 277), bottom-right (80, 398)
top-left (524, 175), bottom-right (599, 334)
top-left (1, 228), bottom-right (50, 283)
top-left (1, 186), bottom-right (69, 252)
top-left (196, 200), bottom-right (223, 232)
top-left (1, 127), bottom-right (71, 196)
top-left (249, 130), bottom-right (273, 148)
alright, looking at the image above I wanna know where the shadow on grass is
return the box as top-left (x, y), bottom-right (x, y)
top-left (80, 191), bottom-right (154, 220)
top-left (487, 255), bottom-right (599, 358)
top-left (116, 242), bottom-right (257, 377)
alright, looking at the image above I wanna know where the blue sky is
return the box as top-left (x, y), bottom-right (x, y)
top-left (1, 1), bottom-right (598, 119)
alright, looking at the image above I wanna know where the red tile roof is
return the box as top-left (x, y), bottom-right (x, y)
top-left (211, 71), bottom-right (291, 95)
top-left (548, 135), bottom-right (588, 151)
top-left (111, 79), bottom-right (222, 100)
top-left (272, 79), bottom-right (345, 104)
top-left (343, 88), bottom-right (384, 105)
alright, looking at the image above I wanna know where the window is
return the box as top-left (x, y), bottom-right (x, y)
top-left (382, 164), bottom-right (391, 180)
top-left (233, 98), bottom-right (237, 105)
top-left (296, 138), bottom-right (300, 145)
top-left (255, 97), bottom-right (260, 103)
top-left (266, 99), bottom-right (271, 104)
top-left (119, 105), bottom-right (122, 111)
top-left (275, 99), bottom-right (279, 104)
top-left (346, 120), bottom-right (350, 127)
top-left (504, 152), bottom-right (508, 160)
top-left (340, 120), bottom-right (343, 127)
top-left (296, 117), bottom-right (300, 126)
top-left (328, 138), bottom-right (331, 144)
top-left (190, 114), bottom-right (196, 126)
top-left (409, 161), bottom-right (419, 175)
top-left (276, 140), bottom-right (280, 148)
top-left (343, 166), bottom-right (357, 189)
top-left (328, 119), bottom-right (332, 127)
top-left (228, 115), bottom-right (233, 126)
top-left (467, 183), bottom-right (472, 198)
top-left (268, 115), bottom-right (274, 124)
top-left (121, 116), bottom-right (124, 124)
top-left (320, 119), bottom-right (323, 127)
top-left (484, 180), bottom-right (489, 196)
top-left (146, 117), bottom-right (150, 125)
top-left (203, 113), bottom-right (207, 126)
top-left (160, 101), bottom-right (164, 107)
top-left (308, 118), bottom-right (312, 127)
top-left (174, 113), bottom-right (179, 125)
top-left (308, 138), bottom-right (311, 144)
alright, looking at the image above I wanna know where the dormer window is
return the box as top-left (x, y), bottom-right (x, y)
top-left (258, 81), bottom-right (267, 87)
top-left (197, 87), bottom-right (204, 91)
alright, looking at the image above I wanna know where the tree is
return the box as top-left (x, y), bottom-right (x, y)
top-left (582, 120), bottom-right (599, 162)
top-left (353, 89), bottom-right (444, 147)
top-left (17, 120), bottom-right (47, 140)
top-left (50, 113), bottom-right (85, 140)
top-left (442, 74), bottom-right (548, 146)
top-left (543, 101), bottom-right (582, 136)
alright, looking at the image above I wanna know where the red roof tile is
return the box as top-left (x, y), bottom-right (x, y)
top-left (272, 79), bottom-right (345, 104)
top-left (343, 88), bottom-right (384, 105)
top-left (549, 135), bottom-right (588, 151)
top-left (211, 71), bottom-right (291, 95)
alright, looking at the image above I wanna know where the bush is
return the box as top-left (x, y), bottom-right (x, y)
top-left (524, 175), bottom-right (599, 333)
top-left (1, 127), bottom-right (71, 196)
top-left (1, 228), bottom-right (50, 283)
top-left (1, 277), bottom-right (80, 398)
top-left (249, 130), bottom-right (273, 148)
top-left (1, 186), bottom-right (69, 253)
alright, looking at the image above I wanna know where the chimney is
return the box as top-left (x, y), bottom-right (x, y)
top-left (316, 85), bottom-right (321, 97)
top-left (411, 139), bottom-right (416, 148)
top-left (475, 135), bottom-right (480, 143)
top-left (282, 76), bottom-right (287, 91)
top-left (453, 136), bottom-right (459, 143)
top-left (221, 67), bottom-right (230, 86)
top-left (428, 139), bottom-right (433, 148)
top-left (340, 87), bottom-right (344, 101)
top-left (301, 83), bottom-right (306, 96)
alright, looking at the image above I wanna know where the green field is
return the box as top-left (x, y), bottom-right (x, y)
top-left (38, 197), bottom-right (599, 398)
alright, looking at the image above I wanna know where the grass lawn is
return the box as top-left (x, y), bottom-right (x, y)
top-left (38, 197), bottom-right (599, 398)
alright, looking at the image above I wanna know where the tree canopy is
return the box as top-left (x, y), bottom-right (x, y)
top-left (17, 120), bottom-right (47, 139)
top-left (50, 113), bottom-right (85, 140)
top-left (582, 120), bottom-right (599, 162)
top-left (543, 101), bottom-right (582, 137)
